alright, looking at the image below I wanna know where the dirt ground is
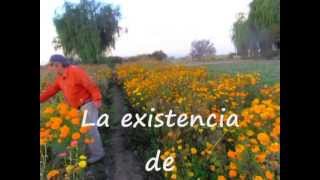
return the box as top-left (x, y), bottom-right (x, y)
top-left (103, 83), bottom-right (146, 180)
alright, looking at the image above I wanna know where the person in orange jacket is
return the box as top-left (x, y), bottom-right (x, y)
top-left (40, 54), bottom-right (105, 165)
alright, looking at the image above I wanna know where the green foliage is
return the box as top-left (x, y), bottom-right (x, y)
top-left (53, 0), bottom-right (121, 63)
top-left (232, 0), bottom-right (280, 58)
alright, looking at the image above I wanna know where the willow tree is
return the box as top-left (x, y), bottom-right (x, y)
top-left (232, 0), bottom-right (280, 58)
top-left (248, 0), bottom-right (280, 57)
top-left (232, 13), bottom-right (250, 57)
top-left (53, 0), bottom-right (121, 64)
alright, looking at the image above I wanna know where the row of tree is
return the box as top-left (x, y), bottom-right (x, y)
top-left (231, 0), bottom-right (280, 58)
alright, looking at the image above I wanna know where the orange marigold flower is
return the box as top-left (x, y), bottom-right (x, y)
top-left (269, 143), bottom-right (280, 153)
top-left (71, 118), bottom-right (80, 125)
top-left (218, 176), bottom-right (226, 180)
top-left (235, 144), bottom-right (245, 154)
top-left (47, 169), bottom-right (59, 179)
top-left (227, 150), bottom-right (237, 159)
top-left (253, 176), bottom-right (263, 180)
top-left (50, 117), bottom-right (63, 130)
top-left (44, 107), bottom-right (54, 114)
top-left (229, 170), bottom-right (237, 177)
top-left (80, 127), bottom-right (91, 134)
top-left (256, 153), bottom-right (267, 163)
top-left (72, 132), bottom-right (81, 140)
top-left (84, 138), bottom-right (94, 144)
top-left (68, 108), bottom-right (79, 119)
top-left (265, 170), bottom-right (274, 180)
top-left (257, 132), bottom-right (270, 145)
top-left (59, 125), bottom-right (70, 139)
top-left (251, 145), bottom-right (260, 153)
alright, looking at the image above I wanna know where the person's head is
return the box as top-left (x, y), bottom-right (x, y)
top-left (48, 54), bottom-right (70, 75)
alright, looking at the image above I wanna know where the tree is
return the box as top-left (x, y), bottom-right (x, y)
top-left (232, 13), bottom-right (251, 57)
top-left (248, 0), bottom-right (280, 57)
top-left (53, 0), bottom-right (121, 64)
top-left (190, 40), bottom-right (216, 59)
top-left (231, 0), bottom-right (280, 58)
top-left (150, 50), bottom-right (167, 60)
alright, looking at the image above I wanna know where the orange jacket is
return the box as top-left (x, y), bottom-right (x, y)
top-left (40, 65), bottom-right (102, 108)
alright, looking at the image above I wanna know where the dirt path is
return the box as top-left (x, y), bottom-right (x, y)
top-left (104, 82), bottom-right (145, 180)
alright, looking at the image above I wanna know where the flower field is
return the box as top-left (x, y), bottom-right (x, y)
top-left (40, 65), bottom-right (112, 180)
top-left (116, 60), bottom-right (280, 180)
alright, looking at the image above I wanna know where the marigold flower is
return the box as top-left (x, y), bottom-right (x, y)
top-left (66, 165), bottom-right (74, 174)
top-left (190, 147), bottom-right (197, 155)
top-left (229, 162), bottom-right (237, 170)
top-left (256, 153), bottom-right (267, 163)
top-left (257, 132), bottom-right (270, 145)
top-left (59, 125), bottom-right (70, 139)
top-left (78, 160), bottom-right (87, 168)
top-left (71, 118), bottom-right (80, 125)
top-left (68, 108), bottom-right (79, 119)
top-left (229, 170), bottom-right (237, 177)
top-left (47, 169), bottom-right (59, 179)
top-left (44, 107), bottom-right (54, 114)
top-left (72, 132), bottom-right (81, 140)
top-left (269, 143), bottom-right (280, 153)
top-left (218, 176), bottom-right (226, 180)
top-left (80, 127), bottom-right (90, 134)
top-left (80, 155), bottom-right (87, 160)
top-left (265, 170), bottom-right (274, 180)
top-left (253, 176), bottom-right (263, 180)
top-left (50, 117), bottom-right (63, 130)
top-left (227, 150), bottom-right (237, 159)
top-left (235, 144), bottom-right (245, 154)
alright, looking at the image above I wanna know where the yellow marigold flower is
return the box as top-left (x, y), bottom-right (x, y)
top-left (66, 165), bottom-right (74, 174)
top-left (47, 169), bottom-right (59, 179)
top-left (253, 175), bottom-right (263, 180)
top-left (229, 162), bottom-right (237, 170)
top-left (178, 145), bottom-right (182, 150)
top-left (250, 138), bottom-right (258, 145)
top-left (79, 155), bottom-right (87, 160)
top-left (78, 160), bottom-right (87, 168)
top-left (235, 144), bottom-right (245, 154)
top-left (187, 171), bottom-right (194, 177)
top-left (190, 147), bottom-right (197, 155)
top-left (257, 132), bottom-right (270, 145)
top-left (246, 130), bottom-right (255, 137)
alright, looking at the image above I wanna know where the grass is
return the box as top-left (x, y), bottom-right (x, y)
top-left (204, 60), bottom-right (280, 85)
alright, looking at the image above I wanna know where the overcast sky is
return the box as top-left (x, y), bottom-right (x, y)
top-left (40, 0), bottom-right (252, 65)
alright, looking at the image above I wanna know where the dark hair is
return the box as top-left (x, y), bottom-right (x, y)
top-left (50, 54), bottom-right (70, 67)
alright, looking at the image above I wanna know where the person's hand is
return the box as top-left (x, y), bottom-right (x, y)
top-left (93, 100), bottom-right (102, 109)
